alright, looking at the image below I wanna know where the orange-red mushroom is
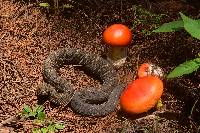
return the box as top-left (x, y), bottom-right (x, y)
top-left (120, 76), bottom-right (164, 114)
top-left (138, 63), bottom-right (164, 79)
top-left (103, 24), bottom-right (132, 68)
top-left (138, 63), bottom-right (151, 78)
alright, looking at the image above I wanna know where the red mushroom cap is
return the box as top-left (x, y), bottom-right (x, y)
top-left (103, 24), bottom-right (132, 46)
top-left (120, 76), bottom-right (164, 114)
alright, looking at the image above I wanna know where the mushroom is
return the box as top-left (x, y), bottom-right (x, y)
top-left (120, 76), bottom-right (164, 114)
top-left (138, 63), bottom-right (164, 79)
top-left (103, 24), bottom-right (132, 68)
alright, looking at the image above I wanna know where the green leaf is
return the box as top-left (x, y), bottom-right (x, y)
top-left (37, 111), bottom-right (46, 121)
top-left (63, 4), bottom-right (74, 8)
top-left (23, 105), bottom-right (32, 114)
top-left (32, 106), bottom-right (38, 113)
top-left (167, 58), bottom-right (200, 78)
top-left (55, 123), bottom-right (65, 130)
top-left (41, 128), bottom-right (48, 133)
top-left (180, 12), bottom-right (200, 40)
top-left (28, 111), bottom-right (37, 117)
top-left (47, 125), bottom-right (56, 132)
top-left (39, 3), bottom-right (50, 7)
top-left (35, 105), bottom-right (44, 114)
top-left (32, 128), bottom-right (41, 133)
top-left (153, 20), bottom-right (184, 32)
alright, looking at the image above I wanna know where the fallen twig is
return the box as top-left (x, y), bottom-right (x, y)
top-left (135, 114), bottom-right (157, 122)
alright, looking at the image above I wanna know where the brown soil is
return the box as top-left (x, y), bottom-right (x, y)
top-left (0, 0), bottom-right (199, 132)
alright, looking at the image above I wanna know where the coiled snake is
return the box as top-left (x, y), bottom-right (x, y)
top-left (37, 48), bottom-right (125, 116)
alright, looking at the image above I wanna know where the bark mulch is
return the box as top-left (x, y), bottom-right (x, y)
top-left (0, 0), bottom-right (199, 132)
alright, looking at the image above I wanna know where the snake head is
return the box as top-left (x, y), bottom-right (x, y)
top-left (36, 82), bottom-right (52, 96)
top-left (36, 82), bottom-right (75, 106)
top-left (49, 89), bottom-right (75, 106)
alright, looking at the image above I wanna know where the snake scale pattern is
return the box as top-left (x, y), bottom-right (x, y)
top-left (37, 48), bottom-right (125, 116)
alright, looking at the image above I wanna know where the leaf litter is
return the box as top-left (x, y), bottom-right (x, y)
top-left (0, 0), bottom-right (199, 132)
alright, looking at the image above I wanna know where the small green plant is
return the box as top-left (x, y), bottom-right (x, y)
top-left (39, 3), bottom-right (50, 8)
top-left (131, 5), bottom-right (166, 37)
top-left (20, 105), bottom-right (65, 133)
top-left (153, 12), bottom-right (200, 78)
top-left (21, 104), bottom-right (46, 121)
top-left (132, 5), bottom-right (166, 25)
top-left (32, 122), bottom-right (65, 133)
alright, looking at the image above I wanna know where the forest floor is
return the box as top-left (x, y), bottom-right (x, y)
top-left (0, 0), bottom-right (200, 132)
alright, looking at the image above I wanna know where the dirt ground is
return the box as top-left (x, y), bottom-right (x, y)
top-left (0, 0), bottom-right (200, 132)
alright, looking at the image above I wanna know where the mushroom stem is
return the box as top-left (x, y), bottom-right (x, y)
top-left (107, 46), bottom-right (128, 68)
